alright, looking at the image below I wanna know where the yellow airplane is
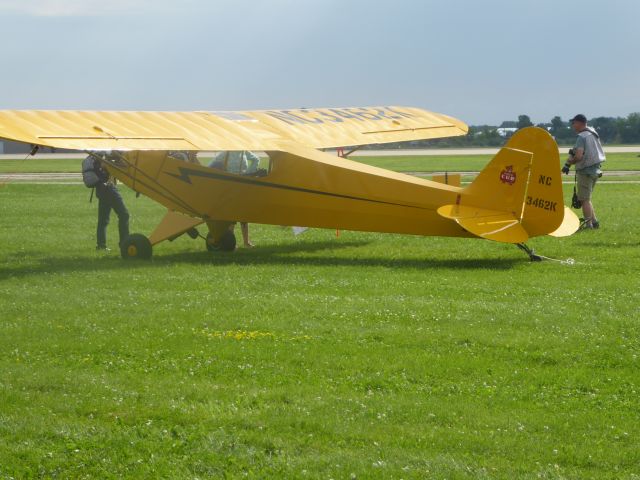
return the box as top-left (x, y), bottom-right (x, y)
top-left (0, 106), bottom-right (579, 260)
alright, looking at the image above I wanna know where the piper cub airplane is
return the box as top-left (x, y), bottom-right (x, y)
top-left (0, 106), bottom-right (579, 260)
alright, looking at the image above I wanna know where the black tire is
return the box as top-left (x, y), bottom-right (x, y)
top-left (206, 230), bottom-right (236, 252)
top-left (121, 234), bottom-right (153, 260)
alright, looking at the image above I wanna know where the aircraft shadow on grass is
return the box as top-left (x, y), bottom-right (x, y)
top-left (164, 240), bottom-right (522, 270)
top-left (0, 240), bottom-right (521, 281)
top-left (0, 241), bottom-right (527, 281)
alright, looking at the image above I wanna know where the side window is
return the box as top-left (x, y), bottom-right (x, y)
top-left (205, 151), bottom-right (270, 177)
top-left (167, 151), bottom-right (200, 164)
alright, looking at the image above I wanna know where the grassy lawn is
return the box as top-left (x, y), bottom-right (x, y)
top-left (0, 179), bottom-right (639, 478)
top-left (0, 158), bottom-right (81, 173)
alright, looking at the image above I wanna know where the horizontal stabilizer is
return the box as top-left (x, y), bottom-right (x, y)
top-left (548, 207), bottom-right (580, 237)
top-left (437, 204), bottom-right (528, 243)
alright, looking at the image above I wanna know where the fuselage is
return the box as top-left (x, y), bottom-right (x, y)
top-left (105, 147), bottom-right (472, 239)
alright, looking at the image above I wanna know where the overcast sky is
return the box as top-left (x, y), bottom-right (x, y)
top-left (0, 0), bottom-right (638, 125)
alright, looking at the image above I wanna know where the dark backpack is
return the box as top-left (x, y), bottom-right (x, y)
top-left (82, 156), bottom-right (101, 188)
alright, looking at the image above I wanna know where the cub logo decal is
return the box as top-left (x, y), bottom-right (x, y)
top-left (500, 165), bottom-right (516, 185)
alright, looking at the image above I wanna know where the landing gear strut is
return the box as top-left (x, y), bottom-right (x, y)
top-left (517, 243), bottom-right (542, 262)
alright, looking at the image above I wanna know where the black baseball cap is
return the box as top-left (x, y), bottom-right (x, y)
top-left (570, 114), bottom-right (587, 123)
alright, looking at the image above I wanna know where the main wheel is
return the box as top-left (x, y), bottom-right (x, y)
top-left (121, 234), bottom-right (153, 260)
top-left (206, 230), bottom-right (236, 252)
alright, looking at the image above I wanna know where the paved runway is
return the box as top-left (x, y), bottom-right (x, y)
top-left (350, 146), bottom-right (640, 156)
top-left (1, 146), bottom-right (637, 184)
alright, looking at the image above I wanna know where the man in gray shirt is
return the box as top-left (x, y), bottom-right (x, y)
top-left (562, 114), bottom-right (605, 229)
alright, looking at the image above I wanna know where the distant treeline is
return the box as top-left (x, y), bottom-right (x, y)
top-left (371, 112), bottom-right (640, 149)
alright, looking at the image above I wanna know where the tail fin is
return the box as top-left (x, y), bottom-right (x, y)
top-left (438, 127), bottom-right (570, 243)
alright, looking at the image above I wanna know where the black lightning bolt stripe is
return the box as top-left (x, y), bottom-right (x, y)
top-left (109, 164), bottom-right (200, 215)
top-left (165, 166), bottom-right (431, 211)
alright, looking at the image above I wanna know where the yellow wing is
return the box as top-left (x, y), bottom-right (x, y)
top-left (0, 106), bottom-right (467, 152)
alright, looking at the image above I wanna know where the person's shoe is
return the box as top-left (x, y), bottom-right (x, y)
top-left (592, 220), bottom-right (600, 229)
top-left (578, 221), bottom-right (593, 231)
top-left (96, 245), bottom-right (111, 252)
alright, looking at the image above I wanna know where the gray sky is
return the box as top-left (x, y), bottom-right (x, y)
top-left (0, 0), bottom-right (638, 125)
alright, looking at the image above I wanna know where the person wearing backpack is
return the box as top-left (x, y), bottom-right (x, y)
top-left (82, 155), bottom-right (130, 251)
top-left (561, 114), bottom-right (605, 230)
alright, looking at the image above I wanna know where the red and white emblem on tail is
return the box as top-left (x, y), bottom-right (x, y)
top-left (500, 165), bottom-right (516, 185)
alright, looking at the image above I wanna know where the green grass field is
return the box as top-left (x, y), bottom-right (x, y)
top-left (1, 172), bottom-right (639, 477)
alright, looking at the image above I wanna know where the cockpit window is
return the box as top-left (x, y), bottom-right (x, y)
top-left (206, 151), bottom-right (270, 177)
top-left (167, 151), bottom-right (200, 164)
